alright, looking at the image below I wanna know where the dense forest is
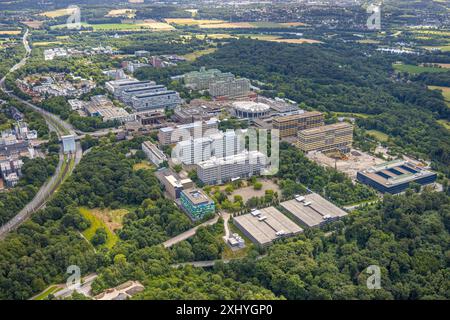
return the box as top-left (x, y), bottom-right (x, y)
top-left (196, 39), bottom-right (450, 176)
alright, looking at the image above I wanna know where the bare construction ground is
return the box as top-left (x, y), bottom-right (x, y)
top-left (307, 149), bottom-right (385, 180)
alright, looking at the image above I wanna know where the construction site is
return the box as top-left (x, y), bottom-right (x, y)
top-left (306, 148), bottom-right (385, 180)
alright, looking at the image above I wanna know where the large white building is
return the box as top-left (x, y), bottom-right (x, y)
top-left (105, 79), bottom-right (155, 98)
top-left (172, 130), bottom-right (243, 165)
top-left (196, 150), bottom-right (268, 185)
top-left (158, 118), bottom-right (219, 146)
top-left (131, 90), bottom-right (182, 112)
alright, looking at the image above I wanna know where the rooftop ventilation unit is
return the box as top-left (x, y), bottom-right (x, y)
top-left (251, 209), bottom-right (261, 216)
top-left (275, 230), bottom-right (285, 237)
top-left (304, 201), bottom-right (312, 206)
top-left (258, 216), bottom-right (267, 221)
top-left (295, 196), bottom-right (305, 202)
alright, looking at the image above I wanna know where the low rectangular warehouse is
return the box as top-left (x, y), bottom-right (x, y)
top-left (356, 159), bottom-right (437, 194)
top-left (233, 207), bottom-right (303, 246)
top-left (280, 193), bottom-right (347, 228)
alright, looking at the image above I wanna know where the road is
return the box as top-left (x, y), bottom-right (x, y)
top-left (0, 28), bottom-right (82, 240)
top-left (162, 215), bottom-right (219, 248)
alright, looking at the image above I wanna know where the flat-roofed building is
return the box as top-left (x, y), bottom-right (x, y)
top-left (280, 193), bottom-right (348, 228)
top-left (356, 159), bottom-right (437, 194)
top-left (158, 118), bottom-right (219, 146)
top-left (209, 78), bottom-right (251, 99)
top-left (297, 122), bottom-right (353, 153)
top-left (196, 150), bottom-right (268, 185)
top-left (131, 90), bottom-right (181, 113)
top-left (173, 131), bottom-right (243, 165)
top-left (184, 67), bottom-right (234, 90)
top-left (142, 141), bottom-right (167, 166)
top-left (272, 111), bottom-right (324, 138)
top-left (233, 207), bottom-right (303, 246)
top-left (105, 79), bottom-right (155, 97)
top-left (180, 188), bottom-right (215, 220)
top-left (84, 95), bottom-right (135, 123)
top-left (120, 85), bottom-right (167, 104)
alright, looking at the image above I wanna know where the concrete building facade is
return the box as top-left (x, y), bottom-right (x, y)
top-left (131, 90), bottom-right (181, 112)
top-left (196, 150), bottom-right (268, 185)
top-left (297, 122), bottom-right (353, 153)
top-left (273, 111), bottom-right (324, 138)
top-left (209, 78), bottom-right (251, 99)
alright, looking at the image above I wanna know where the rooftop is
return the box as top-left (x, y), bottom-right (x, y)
top-left (182, 188), bottom-right (213, 205)
top-left (299, 122), bottom-right (352, 135)
top-left (196, 150), bottom-right (266, 169)
top-left (358, 159), bottom-right (436, 187)
top-left (273, 111), bottom-right (322, 123)
top-left (280, 193), bottom-right (347, 227)
top-left (233, 206), bottom-right (303, 246)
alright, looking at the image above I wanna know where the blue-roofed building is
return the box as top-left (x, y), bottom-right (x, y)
top-left (357, 159), bottom-right (437, 194)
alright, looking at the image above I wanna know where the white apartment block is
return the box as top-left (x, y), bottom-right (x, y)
top-left (173, 131), bottom-right (243, 165)
top-left (196, 150), bottom-right (268, 185)
top-left (158, 118), bottom-right (219, 146)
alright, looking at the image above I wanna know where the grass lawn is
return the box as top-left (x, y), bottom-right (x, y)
top-left (132, 161), bottom-right (154, 171)
top-left (393, 63), bottom-right (449, 74)
top-left (437, 119), bottom-right (450, 131)
top-left (32, 41), bottom-right (64, 47)
top-left (79, 207), bottom-right (119, 249)
top-left (428, 85), bottom-right (450, 102)
top-left (331, 111), bottom-right (370, 119)
top-left (367, 130), bottom-right (389, 142)
top-left (32, 285), bottom-right (62, 300)
top-left (221, 223), bottom-right (255, 260)
top-left (182, 47), bottom-right (217, 61)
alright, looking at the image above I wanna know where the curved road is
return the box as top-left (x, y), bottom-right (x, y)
top-left (0, 29), bottom-right (82, 240)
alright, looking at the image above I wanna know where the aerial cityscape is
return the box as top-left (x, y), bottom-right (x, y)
top-left (0, 0), bottom-right (448, 308)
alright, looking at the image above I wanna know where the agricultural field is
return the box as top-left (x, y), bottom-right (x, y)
top-left (164, 18), bottom-right (226, 26)
top-left (32, 41), bottom-right (64, 47)
top-left (51, 20), bottom-right (175, 31)
top-left (393, 63), bottom-right (449, 74)
top-left (270, 38), bottom-right (323, 44)
top-left (0, 30), bottom-right (21, 35)
top-left (38, 8), bottom-right (78, 18)
top-left (21, 20), bottom-right (44, 29)
top-left (106, 9), bottom-right (136, 18)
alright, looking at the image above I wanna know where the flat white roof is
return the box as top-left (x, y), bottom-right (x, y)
top-left (234, 207), bottom-right (303, 246)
